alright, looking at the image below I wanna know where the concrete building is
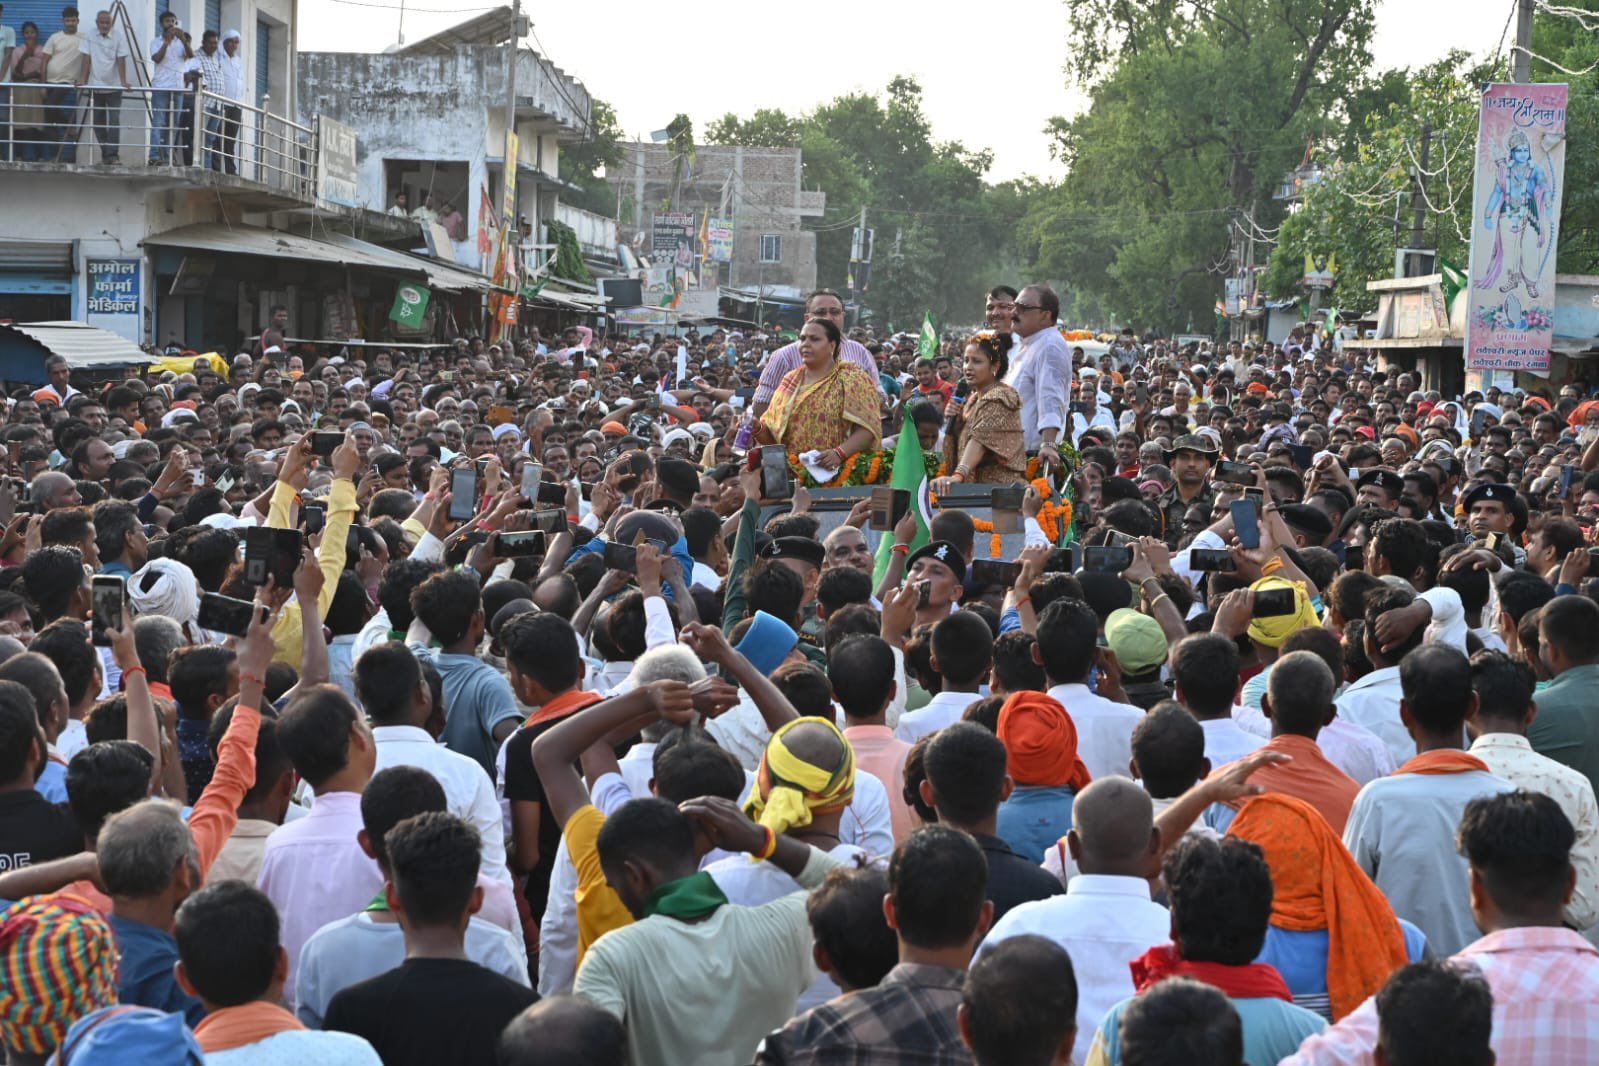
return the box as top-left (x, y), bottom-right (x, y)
top-left (608, 142), bottom-right (826, 303)
top-left (298, 8), bottom-right (599, 279)
top-left (0, 0), bottom-right (485, 361)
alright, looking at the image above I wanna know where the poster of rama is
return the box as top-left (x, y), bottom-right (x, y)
top-left (1465, 82), bottom-right (1568, 372)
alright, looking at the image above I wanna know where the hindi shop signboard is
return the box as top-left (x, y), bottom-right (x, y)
top-left (84, 258), bottom-right (141, 343)
top-left (315, 116), bottom-right (360, 211)
top-left (707, 217), bottom-right (735, 263)
top-left (652, 212), bottom-right (695, 258)
top-left (1464, 83), bottom-right (1568, 373)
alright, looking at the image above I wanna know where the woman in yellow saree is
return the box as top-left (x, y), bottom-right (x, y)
top-left (755, 317), bottom-right (881, 474)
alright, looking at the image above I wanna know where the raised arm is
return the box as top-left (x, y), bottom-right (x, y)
top-left (190, 590), bottom-right (283, 876)
top-left (680, 621), bottom-right (798, 730)
top-left (531, 681), bottom-right (695, 831)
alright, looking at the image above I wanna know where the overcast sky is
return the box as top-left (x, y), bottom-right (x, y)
top-left (300, 0), bottom-right (1516, 182)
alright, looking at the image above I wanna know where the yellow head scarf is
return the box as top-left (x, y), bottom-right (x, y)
top-left (1246, 575), bottom-right (1319, 648)
top-left (744, 717), bottom-right (856, 836)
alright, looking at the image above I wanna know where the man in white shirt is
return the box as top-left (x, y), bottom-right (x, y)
top-left (894, 609), bottom-right (991, 743)
top-left (1069, 368), bottom-right (1118, 446)
top-left (1038, 598), bottom-right (1143, 781)
top-left (1172, 634), bottom-right (1263, 767)
top-left (216, 28), bottom-right (246, 174)
top-left (83, 9), bottom-right (129, 164)
top-left (147, 10), bottom-right (190, 164)
top-left (1005, 284), bottom-right (1071, 478)
top-left (1336, 584), bottom-right (1429, 765)
top-left (976, 777), bottom-right (1168, 1066)
top-left (41, 6), bottom-right (88, 163)
top-left (353, 641), bottom-right (512, 887)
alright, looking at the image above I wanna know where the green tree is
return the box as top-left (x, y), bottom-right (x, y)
top-left (711, 77), bottom-right (1020, 326)
top-left (558, 98), bottom-right (623, 218)
top-left (1262, 53), bottom-right (1491, 311)
top-left (1025, 0), bottom-right (1377, 327)
top-left (1530, 1), bottom-right (1599, 272)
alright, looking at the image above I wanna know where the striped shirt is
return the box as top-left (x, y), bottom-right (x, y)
top-left (752, 338), bottom-right (882, 406)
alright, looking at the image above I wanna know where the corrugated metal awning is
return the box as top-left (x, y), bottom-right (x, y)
top-left (0, 322), bottom-right (159, 370)
top-left (141, 224), bottom-right (491, 294)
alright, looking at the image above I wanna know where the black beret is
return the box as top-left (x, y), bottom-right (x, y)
top-left (761, 535), bottom-right (825, 570)
top-left (1277, 503), bottom-right (1333, 541)
top-left (656, 457), bottom-right (701, 499)
top-left (905, 540), bottom-right (966, 586)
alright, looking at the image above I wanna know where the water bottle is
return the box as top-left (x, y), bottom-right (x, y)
top-left (734, 412), bottom-right (756, 451)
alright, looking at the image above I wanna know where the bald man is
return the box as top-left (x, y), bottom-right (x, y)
top-left (822, 525), bottom-right (872, 574)
top-left (975, 777), bottom-right (1171, 1066)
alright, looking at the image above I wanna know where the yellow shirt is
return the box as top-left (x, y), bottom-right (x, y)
top-left (569, 805), bottom-right (632, 960)
top-left (265, 477), bottom-right (355, 666)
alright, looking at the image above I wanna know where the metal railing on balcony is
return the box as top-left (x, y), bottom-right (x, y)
top-left (0, 82), bottom-right (315, 199)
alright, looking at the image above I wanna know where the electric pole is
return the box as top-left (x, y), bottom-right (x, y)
top-left (503, 0), bottom-right (519, 148)
top-left (1408, 123), bottom-right (1431, 276)
top-left (1513, 0), bottom-right (1533, 82)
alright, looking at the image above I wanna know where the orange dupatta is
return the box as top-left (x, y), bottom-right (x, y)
top-left (194, 1001), bottom-right (304, 1053)
top-left (1395, 750), bottom-right (1490, 776)
top-left (1228, 793), bottom-right (1408, 1020)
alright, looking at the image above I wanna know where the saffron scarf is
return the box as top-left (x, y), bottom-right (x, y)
top-left (1395, 750), bottom-right (1490, 776)
top-left (194, 1001), bottom-right (305, 1053)
top-left (522, 688), bottom-right (604, 730)
top-left (642, 871), bottom-right (729, 922)
top-left (1131, 944), bottom-right (1293, 1003)
top-left (1227, 793), bottom-right (1408, 1019)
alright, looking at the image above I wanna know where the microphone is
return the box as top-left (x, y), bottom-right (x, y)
top-left (944, 380), bottom-right (971, 435)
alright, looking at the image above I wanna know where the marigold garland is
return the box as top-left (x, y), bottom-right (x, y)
top-left (783, 448), bottom-right (942, 488)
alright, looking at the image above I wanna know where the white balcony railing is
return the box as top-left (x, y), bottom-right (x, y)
top-left (0, 82), bottom-right (315, 200)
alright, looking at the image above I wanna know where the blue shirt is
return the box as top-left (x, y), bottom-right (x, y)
top-left (1256, 921), bottom-right (1429, 1021)
top-left (35, 759), bottom-right (67, 803)
top-left (1095, 990), bottom-right (1325, 1064)
top-left (108, 914), bottom-right (205, 1026)
top-left (996, 785), bottom-right (1075, 865)
top-left (411, 648), bottom-right (523, 775)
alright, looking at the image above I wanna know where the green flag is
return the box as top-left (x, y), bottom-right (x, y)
top-left (917, 311), bottom-right (938, 361)
top-left (389, 282), bottom-right (430, 328)
top-left (871, 426), bottom-right (932, 587)
top-left (1438, 256), bottom-right (1467, 308)
top-left (521, 275), bottom-right (548, 301)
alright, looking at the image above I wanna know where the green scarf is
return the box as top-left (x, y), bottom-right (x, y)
top-left (364, 888), bottom-right (389, 913)
top-left (642, 871), bottom-right (729, 922)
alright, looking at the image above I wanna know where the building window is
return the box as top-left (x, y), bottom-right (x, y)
top-left (760, 234), bottom-right (782, 263)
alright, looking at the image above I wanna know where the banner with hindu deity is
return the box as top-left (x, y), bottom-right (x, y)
top-left (1464, 83), bottom-right (1567, 373)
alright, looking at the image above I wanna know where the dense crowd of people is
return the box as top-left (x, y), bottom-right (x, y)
top-left (0, 280), bottom-right (1596, 1065)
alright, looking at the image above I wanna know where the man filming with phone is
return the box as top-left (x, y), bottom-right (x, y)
top-left (262, 430), bottom-right (361, 666)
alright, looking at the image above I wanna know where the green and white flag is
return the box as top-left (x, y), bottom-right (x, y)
top-left (917, 311), bottom-right (938, 361)
top-left (389, 282), bottom-right (430, 328)
top-left (871, 425), bottom-right (932, 587)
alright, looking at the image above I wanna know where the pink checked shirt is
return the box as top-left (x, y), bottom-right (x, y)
top-left (752, 338), bottom-right (883, 406)
top-left (1281, 926), bottom-right (1599, 1065)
